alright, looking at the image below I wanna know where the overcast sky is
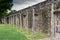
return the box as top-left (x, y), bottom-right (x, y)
top-left (12, 0), bottom-right (45, 11)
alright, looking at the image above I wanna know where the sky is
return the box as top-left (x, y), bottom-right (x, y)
top-left (12, 0), bottom-right (45, 11)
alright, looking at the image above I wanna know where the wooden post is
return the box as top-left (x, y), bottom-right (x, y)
top-left (32, 8), bottom-right (35, 40)
top-left (51, 3), bottom-right (54, 37)
top-left (20, 13), bottom-right (22, 31)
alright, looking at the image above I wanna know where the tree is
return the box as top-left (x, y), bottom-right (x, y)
top-left (6, 10), bottom-right (16, 17)
top-left (0, 0), bottom-right (13, 23)
top-left (9, 10), bottom-right (16, 15)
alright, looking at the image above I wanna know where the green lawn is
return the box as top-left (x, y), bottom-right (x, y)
top-left (0, 24), bottom-right (28, 40)
top-left (0, 24), bottom-right (48, 40)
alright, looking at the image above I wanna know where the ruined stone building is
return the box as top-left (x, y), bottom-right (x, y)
top-left (3, 0), bottom-right (60, 38)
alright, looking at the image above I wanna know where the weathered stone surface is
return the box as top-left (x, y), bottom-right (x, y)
top-left (3, 0), bottom-right (60, 37)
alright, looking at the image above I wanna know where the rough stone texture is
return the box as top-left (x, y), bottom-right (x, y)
top-left (42, 4), bottom-right (51, 34)
top-left (3, 0), bottom-right (60, 37)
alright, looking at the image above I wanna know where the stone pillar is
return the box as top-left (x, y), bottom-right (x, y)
top-left (9, 17), bottom-right (10, 25)
top-left (6, 17), bottom-right (7, 24)
top-left (51, 3), bottom-right (54, 37)
top-left (1, 18), bottom-right (4, 23)
top-left (11, 16), bottom-right (13, 25)
top-left (16, 15), bottom-right (18, 28)
top-left (32, 8), bottom-right (35, 32)
top-left (11, 16), bottom-right (12, 25)
top-left (32, 8), bottom-right (35, 40)
top-left (4, 17), bottom-right (5, 24)
top-left (4, 17), bottom-right (7, 24)
top-left (9, 16), bottom-right (11, 27)
top-left (10, 17), bottom-right (11, 24)
top-left (26, 10), bottom-right (29, 33)
top-left (20, 13), bottom-right (22, 31)
top-left (13, 16), bottom-right (14, 27)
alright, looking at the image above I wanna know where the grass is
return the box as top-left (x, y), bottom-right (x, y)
top-left (0, 24), bottom-right (48, 40)
top-left (17, 25), bottom-right (49, 40)
top-left (20, 29), bottom-right (48, 40)
top-left (0, 24), bottom-right (28, 40)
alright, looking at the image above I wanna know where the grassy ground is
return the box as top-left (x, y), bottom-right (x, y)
top-left (0, 24), bottom-right (48, 40)
top-left (0, 24), bottom-right (28, 40)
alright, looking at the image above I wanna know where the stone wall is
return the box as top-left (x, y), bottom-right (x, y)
top-left (4, 0), bottom-right (60, 35)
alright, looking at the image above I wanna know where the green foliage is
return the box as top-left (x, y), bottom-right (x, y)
top-left (0, 0), bottom-right (13, 18)
top-left (7, 10), bottom-right (16, 16)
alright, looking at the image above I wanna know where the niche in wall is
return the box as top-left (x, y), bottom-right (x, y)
top-left (23, 15), bottom-right (26, 17)
top-left (34, 14), bottom-right (38, 16)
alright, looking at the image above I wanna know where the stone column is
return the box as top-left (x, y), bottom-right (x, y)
top-left (13, 15), bottom-right (14, 27)
top-left (32, 8), bottom-right (35, 32)
top-left (4, 17), bottom-right (5, 24)
top-left (32, 8), bottom-right (35, 40)
top-left (4, 17), bottom-right (7, 24)
top-left (10, 16), bottom-right (11, 24)
top-left (6, 17), bottom-right (7, 24)
top-left (11, 16), bottom-right (13, 25)
top-left (26, 10), bottom-right (28, 33)
top-left (51, 3), bottom-right (54, 37)
top-left (16, 15), bottom-right (18, 29)
top-left (10, 17), bottom-right (11, 24)
top-left (9, 16), bottom-right (11, 27)
top-left (9, 17), bottom-right (10, 25)
top-left (20, 13), bottom-right (22, 31)
top-left (11, 16), bottom-right (12, 25)
top-left (1, 18), bottom-right (4, 23)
